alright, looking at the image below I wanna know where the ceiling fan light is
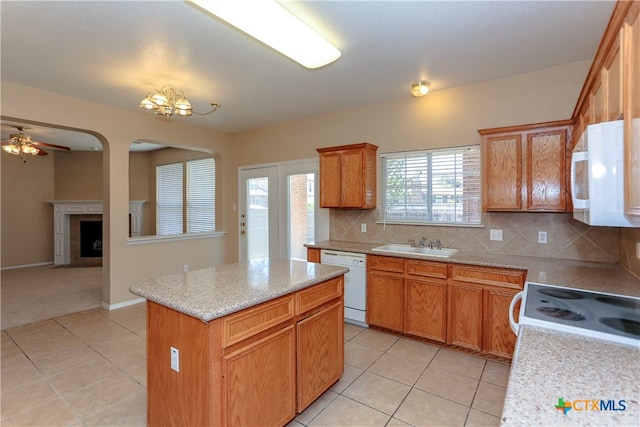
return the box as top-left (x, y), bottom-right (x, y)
top-left (2, 145), bottom-right (14, 154)
top-left (22, 145), bottom-right (39, 155)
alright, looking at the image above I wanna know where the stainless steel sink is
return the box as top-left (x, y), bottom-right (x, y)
top-left (372, 244), bottom-right (459, 258)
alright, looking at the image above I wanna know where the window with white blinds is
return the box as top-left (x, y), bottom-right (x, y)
top-left (380, 145), bottom-right (481, 225)
top-left (187, 157), bottom-right (216, 232)
top-left (156, 162), bottom-right (184, 235)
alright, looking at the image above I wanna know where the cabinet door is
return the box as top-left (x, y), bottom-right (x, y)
top-left (482, 134), bottom-right (522, 210)
top-left (447, 283), bottom-right (483, 351)
top-left (319, 151), bottom-right (342, 208)
top-left (526, 129), bottom-right (567, 211)
top-left (405, 278), bottom-right (447, 342)
top-left (624, 3), bottom-right (640, 216)
top-left (483, 288), bottom-right (519, 359)
top-left (367, 271), bottom-right (404, 331)
top-left (340, 148), bottom-right (364, 207)
top-left (604, 31), bottom-right (623, 122)
top-left (297, 301), bottom-right (343, 412)
top-left (223, 325), bottom-right (296, 427)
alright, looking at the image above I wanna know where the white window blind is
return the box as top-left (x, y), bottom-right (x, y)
top-left (156, 162), bottom-right (184, 235)
top-left (187, 157), bottom-right (216, 232)
top-left (380, 145), bottom-right (481, 225)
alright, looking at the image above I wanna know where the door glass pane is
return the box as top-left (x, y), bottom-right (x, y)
top-left (247, 177), bottom-right (269, 260)
top-left (288, 173), bottom-right (315, 261)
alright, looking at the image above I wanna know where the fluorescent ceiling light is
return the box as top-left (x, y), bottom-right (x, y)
top-left (186, 0), bottom-right (341, 69)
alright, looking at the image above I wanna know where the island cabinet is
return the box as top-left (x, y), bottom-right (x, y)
top-left (146, 276), bottom-right (344, 427)
top-left (479, 121), bottom-right (572, 212)
top-left (447, 264), bottom-right (525, 358)
top-left (367, 255), bottom-right (448, 343)
top-left (316, 143), bottom-right (378, 209)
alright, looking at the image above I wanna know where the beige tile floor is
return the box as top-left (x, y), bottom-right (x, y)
top-left (2, 304), bottom-right (509, 427)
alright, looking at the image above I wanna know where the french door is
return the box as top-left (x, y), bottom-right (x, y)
top-left (238, 160), bottom-right (327, 261)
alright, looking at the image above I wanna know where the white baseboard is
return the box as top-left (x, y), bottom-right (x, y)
top-left (1, 262), bottom-right (54, 271)
top-left (103, 297), bottom-right (146, 311)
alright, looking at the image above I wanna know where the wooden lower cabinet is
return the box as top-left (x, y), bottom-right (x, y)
top-left (367, 270), bottom-right (404, 331)
top-left (307, 247), bottom-right (321, 263)
top-left (447, 264), bottom-right (524, 357)
top-left (447, 283), bottom-right (483, 351)
top-left (405, 277), bottom-right (447, 343)
top-left (223, 326), bottom-right (296, 426)
top-left (297, 301), bottom-right (343, 412)
top-left (366, 255), bottom-right (524, 360)
top-left (483, 287), bottom-right (520, 358)
top-left (146, 276), bottom-right (344, 427)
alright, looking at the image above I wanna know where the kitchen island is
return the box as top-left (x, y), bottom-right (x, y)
top-left (130, 258), bottom-right (348, 427)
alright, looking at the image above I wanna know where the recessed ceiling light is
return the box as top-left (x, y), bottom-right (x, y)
top-left (185, 0), bottom-right (341, 69)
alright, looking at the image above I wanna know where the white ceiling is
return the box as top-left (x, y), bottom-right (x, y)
top-left (1, 0), bottom-right (616, 150)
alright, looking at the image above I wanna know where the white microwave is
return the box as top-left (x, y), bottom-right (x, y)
top-left (571, 120), bottom-right (640, 227)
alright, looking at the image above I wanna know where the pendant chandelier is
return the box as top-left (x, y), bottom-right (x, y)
top-left (139, 85), bottom-right (221, 117)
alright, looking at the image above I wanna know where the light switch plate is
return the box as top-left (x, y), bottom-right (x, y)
top-left (361, 223), bottom-right (367, 233)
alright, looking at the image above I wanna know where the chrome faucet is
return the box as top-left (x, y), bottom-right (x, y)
top-left (408, 239), bottom-right (416, 247)
top-left (419, 237), bottom-right (427, 248)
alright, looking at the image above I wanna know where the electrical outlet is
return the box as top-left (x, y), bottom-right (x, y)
top-left (361, 223), bottom-right (367, 233)
top-left (171, 347), bottom-right (180, 372)
top-left (183, 264), bottom-right (189, 273)
top-left (489, 229), bottom-right (503, 241)
top-left (538, 231), bottom-right (547, 244)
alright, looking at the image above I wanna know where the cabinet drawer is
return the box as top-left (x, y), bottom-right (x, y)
top-left (296, 277), bottom-right (343, 315)
top-left (449, 264), bottom-right (525, 290)
top-left (368, 255), bottom-right (405, 273)
top-left (223, 296), bottom-right (295, 348)
top-left (407, 260), bottom-right (447, 279)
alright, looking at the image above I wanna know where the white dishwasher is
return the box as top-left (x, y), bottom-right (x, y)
top-left (320, 250), bottom-right (368, 327)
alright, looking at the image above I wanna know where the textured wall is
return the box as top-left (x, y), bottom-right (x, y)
top-left (329, 209), bottom-right (622, 265)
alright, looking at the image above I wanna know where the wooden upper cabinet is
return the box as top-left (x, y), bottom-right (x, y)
top-left (572, 1), bottom-right (639, 217)
top-left (317, 143), bottom-right (378, 209)
top-left (480, 122), bottom-right (571, 212)
top-left (482, 133), bottom-right (522, 210)
top-left (624, 1), bottom-right (640, 216)
top-left (604, 30), bottom-right (623, 122)
top-left (526, 129), bottom-right (567, 210)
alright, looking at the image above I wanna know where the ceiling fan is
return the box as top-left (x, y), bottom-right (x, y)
top-left (1, 125), bottom-right (71, 161)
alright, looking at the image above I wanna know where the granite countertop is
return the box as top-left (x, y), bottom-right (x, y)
top-left (501, 326), bottom-right (640, 426)
top-left (307, 240), bottom-right (640, 297)
top-left (129, 258), bottom-right (348, 323)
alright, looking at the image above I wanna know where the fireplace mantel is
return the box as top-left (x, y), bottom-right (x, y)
top-left (49, 200), bottom-right (146, 265)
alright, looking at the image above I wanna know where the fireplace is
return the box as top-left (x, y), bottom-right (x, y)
top-left (50, 201), bottom-right (146, 265)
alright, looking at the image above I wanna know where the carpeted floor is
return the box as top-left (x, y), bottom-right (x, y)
top-left (1, 264), bottom-right (102, 330)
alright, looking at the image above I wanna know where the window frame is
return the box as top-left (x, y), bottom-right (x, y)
top-left (155, 156), bottom-right (216, 235)
top-left (379, 145), bottom-right (482, 226)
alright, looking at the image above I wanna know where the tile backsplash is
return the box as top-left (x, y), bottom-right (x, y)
top-left (330, 209), bottom-right (623, 264)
